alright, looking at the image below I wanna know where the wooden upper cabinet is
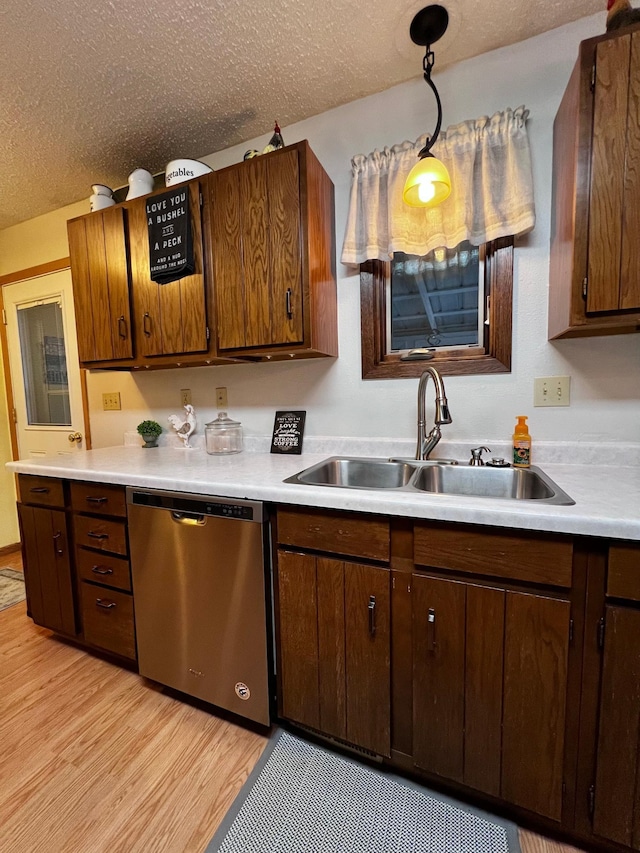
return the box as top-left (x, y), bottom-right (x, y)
top-left (209, 141), bottom-right (338, 358)
top-left (128, 180), bottom-right (208, 357)
top-left (548, 24), bottom-right (640, 339)
top-left (68, 206), bottom-right (134, 363)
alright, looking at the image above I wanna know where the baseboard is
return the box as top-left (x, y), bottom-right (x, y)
top-left (0, 542), bottom-right (21, 558)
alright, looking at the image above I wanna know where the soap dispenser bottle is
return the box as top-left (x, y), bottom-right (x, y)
top-left (512, 415), bottom-right (531, 468)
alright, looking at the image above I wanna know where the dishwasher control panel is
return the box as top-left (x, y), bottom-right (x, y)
top-left (128, 488), bottom-right (263, 523)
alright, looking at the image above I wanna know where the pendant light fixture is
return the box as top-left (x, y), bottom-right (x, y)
top-left (403, 5), bottom-right (452, 208)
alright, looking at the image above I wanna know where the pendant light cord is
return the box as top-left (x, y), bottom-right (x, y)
top-left (418, 47), bottom-right (443, 158)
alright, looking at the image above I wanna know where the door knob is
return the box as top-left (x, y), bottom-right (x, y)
top-left (68, 432), bottom-right (83, 444)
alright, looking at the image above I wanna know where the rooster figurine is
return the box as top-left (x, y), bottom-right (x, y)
top-left (168, 404), bottom-right (197, 448)
top-left (607, 0), bottom-right (640, 30)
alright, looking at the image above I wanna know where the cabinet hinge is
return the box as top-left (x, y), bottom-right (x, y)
top-left (206, 325), bottom-right (210, 341)
top-left (590, 63), bottom-right (596, 92)
top-left (597, 616), bottom-right (605, 650)
top-left (199, 192), bottom-right (203, 208)
top-left (588, 783), bottom-right (596, 819)
top-left (582, 277), bottom-right (588, 300)
top-left (569, 618), bottom-right (574, 644)
top-left (11, 407), bottom-right (17, 424)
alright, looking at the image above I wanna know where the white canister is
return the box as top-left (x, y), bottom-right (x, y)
top-left (126, 168), bottom-right (155, 200)
top-left (89, 193), bottom-right (116, 211)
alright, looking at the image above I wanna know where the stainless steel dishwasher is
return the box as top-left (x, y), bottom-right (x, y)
top-left (127, 487), bottom-right (271, 725)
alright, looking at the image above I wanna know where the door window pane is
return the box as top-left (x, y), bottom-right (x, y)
top-left (17, 300), bottom-right (71, 426)
top-left (388, 242), bottom-right (483, 351)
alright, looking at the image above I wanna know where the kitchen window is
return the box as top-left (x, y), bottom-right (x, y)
top-left (360, 236), bottom-right (513, 378)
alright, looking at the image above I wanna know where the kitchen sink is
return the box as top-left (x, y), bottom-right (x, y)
top-left (285, 456), bottom-right (575, 505)
top-left (289, 457), bottom-right (416, 489)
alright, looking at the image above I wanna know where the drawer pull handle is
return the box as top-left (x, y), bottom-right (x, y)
top-left (86, 496), bottom-right (107, 505)
top-left (95, 599), bottom-right (116, 610)
top-left (52, 531), bottom-right (64, 556)
top-left (427, 607), bottom-right (436, 651)
top-left (91, 565), bottom-right (113, 576)
top-left (368, 595), bottom-right (376, 636)
top-left (30, 487), bottom-right (50, 494)
top-left (87, 531), bottom-right (109, 540)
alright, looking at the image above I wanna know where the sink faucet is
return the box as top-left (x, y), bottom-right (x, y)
top-left (416, 367), bottom-right (452, 460)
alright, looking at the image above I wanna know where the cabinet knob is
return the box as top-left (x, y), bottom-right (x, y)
top-left (368, 595), bottom-right (377, 636)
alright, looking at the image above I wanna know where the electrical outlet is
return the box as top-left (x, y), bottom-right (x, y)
top-left (534, 376), bottom-right (571, 407)
top-left (216, 387), bottom-right (228, 409)
top-left (180, 388), bottom-right (192, 407)
top-left (102, 392), bottom-right (121, 411)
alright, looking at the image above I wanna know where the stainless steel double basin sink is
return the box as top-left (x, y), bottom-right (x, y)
top-left (284, 456), bottom-right (575, 505)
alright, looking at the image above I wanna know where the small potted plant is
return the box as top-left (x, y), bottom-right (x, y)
top-left (137, 420), bottom-right (162, 448)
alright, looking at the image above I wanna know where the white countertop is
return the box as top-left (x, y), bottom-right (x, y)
top-left (7, 441), bottom-right (640, 541)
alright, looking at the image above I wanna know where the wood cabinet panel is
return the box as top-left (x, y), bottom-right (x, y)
top-left (414, 523), bottom-right (573, 588)
top-left (18, 474), bottom-right (65, 508)
top-left (317, 557), bottom-right (346, 740)
top-left (73, 515), bottom-right (127, 557)
top-left (502, 591), bottom-right (570, 822)
top-left (18, 504), bottom-right (76, 636)
top-left (211, 167), bottom-right (246, 350)
top-left (621, 32), bottom-right (640, 310)
top-left (129, 181), bottom-right (208, 357)
top-left (608, 543), bottom-right (640, 602)
top-left (76, 548), bottom-right (131, 592)
top-left (593, 605), bottom-right (640, 847)
top-left (70, 481), bottom-right (126, 518)
top-left (240, 157), bottom-right (271, 347)
top-left (80, 583), bottom-right (136, 660)
top-left (464, 584), bottom-right (504, 797)
top-left (277, 549), bottom-right (320, 729)
top-left (277, 508), bottom-right (389, 562)
top-left (344, 562), bottom-right (390, 756)
top-left (413, 574), bottom-right (465, 781)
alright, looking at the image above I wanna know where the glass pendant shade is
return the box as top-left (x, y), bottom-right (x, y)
top-left (403, 154), bottom-right (451, 208)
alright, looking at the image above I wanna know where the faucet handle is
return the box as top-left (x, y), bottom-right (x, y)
top-left (469, 446), bottom-right (491, 466)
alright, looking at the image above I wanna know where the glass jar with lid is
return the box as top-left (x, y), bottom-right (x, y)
top-left (205, 412), bottom-right (243, 455)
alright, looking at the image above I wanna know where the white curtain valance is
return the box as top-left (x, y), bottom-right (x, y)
top-left (341, 105), bottom-right (535, 265)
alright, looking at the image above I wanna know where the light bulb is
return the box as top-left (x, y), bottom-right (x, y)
top-left (417, 180), bottom-right (436, 204)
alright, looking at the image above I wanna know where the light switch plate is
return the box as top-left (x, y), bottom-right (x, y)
top-left (216, 387), bottom-right (228, 409)
top-left (534, 376), bottom-right (571, 407)
top-left (180, 388), bottom-right (192, 407)
top-left (102, 392), bottom-right (121, 411)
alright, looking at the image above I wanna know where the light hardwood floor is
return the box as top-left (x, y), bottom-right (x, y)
top-left (0, 550), bottom-right (583, 853)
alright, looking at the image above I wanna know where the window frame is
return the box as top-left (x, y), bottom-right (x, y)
top-left (360, 236), bottom-right (514, 379)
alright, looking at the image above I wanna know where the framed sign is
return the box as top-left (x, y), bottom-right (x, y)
top-left (271, 411), bottom-right (306, 454)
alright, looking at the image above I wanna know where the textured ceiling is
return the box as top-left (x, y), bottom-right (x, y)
top-left (1, 0), bottom-right (606, 231)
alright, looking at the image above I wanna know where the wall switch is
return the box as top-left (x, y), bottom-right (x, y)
top-left (102, 392), bottom-right (121, 411)
top-left (216, 387), bottom-right (228, 409)
top-left (180, 388), bottom-right (192, 407)
top-left (534, 376), bottom-right (571, 407)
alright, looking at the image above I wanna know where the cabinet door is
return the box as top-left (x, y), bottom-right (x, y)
top-left (68, 207), bottom-right (133, 362)
top-left (588, 31), bottom-right (640, 313)
top-left (212, 149), bottom-right (303, 351)
top-left (593, 606), bottom-right (640, 848)
top-left (344, 562), bottom-right (390, 756)
top-left (18, 504), bottom-right (76, 636)
top-left (129, 180), bottom-right (208, 357)
top-left (502, 590), bottom-right (571, 822)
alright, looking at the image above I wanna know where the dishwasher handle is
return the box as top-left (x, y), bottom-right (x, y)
top-left (171, 510), bottom-right (206, 525)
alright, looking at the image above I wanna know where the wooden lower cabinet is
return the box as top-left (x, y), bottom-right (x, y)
top-left (18, 504), bottom-right (77, 636)
top-left (412, 574), bottom-right (571, 821)
top-left (277, 549), bottom-right (391, 756)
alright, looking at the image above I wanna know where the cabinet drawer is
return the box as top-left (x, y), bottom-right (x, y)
top-left (76, 547), bottom-right (132, 592)
top-left (80, 583), bottom-right (136, 660)
top-left (71, 481), bottom-right (126, 517)
top-left (74, 515), bottom-right (128, 556)
top-left (18, 475), bottom-right (65, 508)
top-left (607, 544), bottom-right (640, 602)
top-left (414, 523), bottom-right (573, 588)
top-left (277, 508), bottom-right (390, 562)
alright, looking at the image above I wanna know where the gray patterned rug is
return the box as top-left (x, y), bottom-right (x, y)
top-left (0, 569), bottom-right (26, 612)
top-left (206, 730), bottom-right (521, 853)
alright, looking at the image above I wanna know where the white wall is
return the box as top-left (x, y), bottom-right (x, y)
top-left (1, 11), bottom-right (639, 461)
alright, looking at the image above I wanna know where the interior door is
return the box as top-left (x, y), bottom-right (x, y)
top-left (4, 270), bottom-right (87, 458)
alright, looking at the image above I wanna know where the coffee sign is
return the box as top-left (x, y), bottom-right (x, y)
top-left (146, 187), bottom-right (194, 284)
top-left (271, 411), bottom-right (306, 455)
